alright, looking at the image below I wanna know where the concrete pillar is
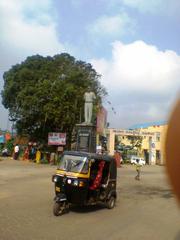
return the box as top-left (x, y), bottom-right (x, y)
top-left (108, 129), bottom-right (115, 155)
top-left (160, 128), bottom-right (167, 165)
top-left (149, 136), bottom-right (156, 165)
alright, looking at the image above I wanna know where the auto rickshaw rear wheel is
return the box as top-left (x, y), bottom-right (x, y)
top-left (106, 196), bottom-right (116, 209)
top-left (53, 202), bottom-right (66, 216)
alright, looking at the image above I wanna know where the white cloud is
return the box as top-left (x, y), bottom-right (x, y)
top-left (113, 0), bottom-right (180, 15)
top-left (101, 0), bottom-right (180, 15)
top-left (91, 41), bottom-right (180, 128)
top-left (88, 13), bottom-right (135, 38)
top-left (0, 0), bottom-right (65, 130)
top-left (121, 0), bottom-right (162, 13)
top-left (0, 0), bottom-right (64, 71)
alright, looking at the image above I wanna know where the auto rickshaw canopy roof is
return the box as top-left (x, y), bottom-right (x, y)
top-left (63, 151), bottom-right (114, 162)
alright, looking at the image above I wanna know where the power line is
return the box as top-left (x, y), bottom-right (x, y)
top-left (104, 99), bottom-right (116, 115)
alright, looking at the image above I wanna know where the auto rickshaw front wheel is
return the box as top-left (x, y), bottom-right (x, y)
top-left (106, 196), bottom-right (116, 209)
top-left (53, 202), bottom-right (68, 216)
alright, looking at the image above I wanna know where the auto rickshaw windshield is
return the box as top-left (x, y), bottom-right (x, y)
top-left (58, 154), bottom-right (89, 174)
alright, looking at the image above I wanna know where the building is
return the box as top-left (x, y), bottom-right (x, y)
top-left (106, 121), bottom-right (167, 165)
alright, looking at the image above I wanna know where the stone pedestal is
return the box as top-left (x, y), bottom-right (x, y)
top-left (75, 124), bottom-right (96, 153)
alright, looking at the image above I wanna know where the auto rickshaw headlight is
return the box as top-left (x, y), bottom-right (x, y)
top-left (67, 179), bottom-right (72, 184)
top-left (73, 180), bottom-right (78, 186)
top-left (53, 175), bottom-right (58, 182)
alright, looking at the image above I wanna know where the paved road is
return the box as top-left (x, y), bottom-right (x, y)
top-left (0, 158), bottom-right (179, 240)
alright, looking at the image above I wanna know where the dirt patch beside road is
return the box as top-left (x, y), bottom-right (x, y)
top-left (0, 158), bottom-right (179, 240)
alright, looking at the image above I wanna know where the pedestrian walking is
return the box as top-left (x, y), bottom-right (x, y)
top-left (14, 144), bottom-right (19, 160)
top-left (135, 159), bottom-right (141, 180)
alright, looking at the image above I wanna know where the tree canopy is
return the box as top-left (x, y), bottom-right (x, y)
top-left (1, 53), bottom-right (106, 146)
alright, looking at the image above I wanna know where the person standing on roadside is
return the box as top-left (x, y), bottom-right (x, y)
top-left (114, 150), bottom-right (121, 168)
top-left (35, 149), bottom-right (41, 164)
top-left (23, 147), bottom-right (29, 160)
top-left (14, 144), bottom-right (19, 160)
top-left (31, 146), bottom-right (36, 162)
top-left (135, 159), bottom-right (141, 180)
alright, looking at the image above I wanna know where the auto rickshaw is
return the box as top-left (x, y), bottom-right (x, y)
top-left (52, 151), bottom-right (117, 216)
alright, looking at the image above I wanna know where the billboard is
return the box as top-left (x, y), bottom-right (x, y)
top-left (96, 107), bottom-right (107, 134)
top-left (113, 129), bottom-right (155, 136)
top-left (5, 133), bottom-right (11, 141)
top-left (0, 135), bottom-right (5, 143)
top-left (48, 133), bottom-right (66, 145)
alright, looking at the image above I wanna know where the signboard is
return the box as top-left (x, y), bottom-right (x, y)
top-left (57, 146), bottom-right (64, 152)
top-left (76, 125), bottom-right (96, 153)
top-left (0, 135), bottom-right (5, 143)
top-left (78, 131), bottom-right (90, 151)
top-left (48, 133), bottom-right (66, 145)
top-left (5, 133), bottom-right (11, 141)
top-left (113, 129), bottom-right (155, 136)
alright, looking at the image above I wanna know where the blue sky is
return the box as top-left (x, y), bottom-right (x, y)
top-left (0, 0), bottom-right (180, 130)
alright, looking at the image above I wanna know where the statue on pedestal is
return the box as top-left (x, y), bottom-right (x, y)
top-left (75, 88), bottom-right (96, 152)
top-left (84, 88), bottom-right (96, 124)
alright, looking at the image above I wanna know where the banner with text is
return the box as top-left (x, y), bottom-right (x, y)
top-left (48, 133), bottom-right (66, 145)
top-left (96, 107), bottom-right (107, 134)
top-left (0, 135), bottom-right (5, 143)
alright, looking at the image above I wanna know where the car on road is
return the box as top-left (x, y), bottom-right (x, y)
top-left (130, 156), bottom-right (146, 165)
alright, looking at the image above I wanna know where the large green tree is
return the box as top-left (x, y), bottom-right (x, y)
top-left (2, 53), bottom-right (106, 147)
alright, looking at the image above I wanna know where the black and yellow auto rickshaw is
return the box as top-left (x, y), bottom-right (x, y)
top-left (52, 151), bottom-right (117, 216)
